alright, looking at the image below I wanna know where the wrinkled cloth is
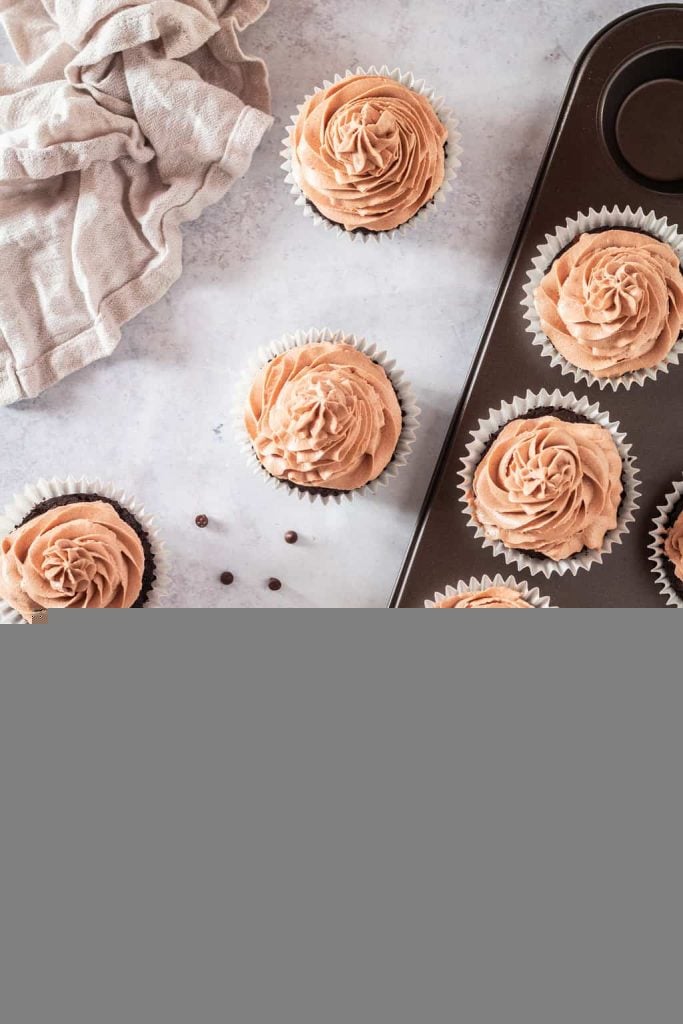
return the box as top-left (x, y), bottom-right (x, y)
top-left (0, 0), bottom-right (272, 404)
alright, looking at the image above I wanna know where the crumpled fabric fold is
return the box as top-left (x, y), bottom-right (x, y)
top-left (0, 0), bottom-right (272, 404)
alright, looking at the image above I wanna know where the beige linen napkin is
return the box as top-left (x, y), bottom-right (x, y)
top-left (0, 0), bottom-right (272, 405)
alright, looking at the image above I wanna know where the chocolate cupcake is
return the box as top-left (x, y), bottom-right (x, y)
top-left (433, 587), bottom-right (532, 608)
top-left (459, 389), bottom-right (640, 578)
top-left (0, 478), bottom-right (168, 622)
top-left (238, 329), bottom-right (419, 503)
top-left (523, 206), bottom-right (683, 390)
top-left (649, 480), bottom-right (683, 607)
top-left (426, 574), bottom-right (554, 609)
top-left (283, 67), bottom-right (461, 241)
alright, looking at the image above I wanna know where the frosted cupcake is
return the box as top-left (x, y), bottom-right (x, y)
top-left (244, 341), bottom-right (404, 496)
top-left (433, 586), bottom-right (532, 608)
top-left (468, 411), bottom-right (624, 563)
top-left (288, 72), bottom-right (450, 235)
top-left (426, 575), bottom-right (553, 609)
top-left (534, 229), bottom-right (683, 381)
top-left (0, 488), bottom-right (162, 621)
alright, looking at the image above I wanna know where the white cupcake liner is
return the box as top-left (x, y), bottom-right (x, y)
top-left (522, 205), bottom-right (683, 391)
top-left (458, 388), bottom-right (641, 579)
top-left (281, 65), bottom-right (462, 243)
top-left (234, 327), bottom-right (420, 506)
top-left (425, 574), bottom-right (554, 609)
top-left (0, 477), bottom-right (170, 623)
top-left (649, 478), bottom-right (683, 608)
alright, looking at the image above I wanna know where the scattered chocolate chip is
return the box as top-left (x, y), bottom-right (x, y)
top-left (267, 577), bottom-right (282, 592)
top-left (220, 572), bottom-right (234, 586)
top-left (284, 531), bottom-right (298, 545)
top-left (195, 514), bottom-right (209, 529)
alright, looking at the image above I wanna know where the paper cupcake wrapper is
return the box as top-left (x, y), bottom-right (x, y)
top-left (281, 65), bottom-right (462, 243)
top-left (234, 327), bottom-right (420, 506)
top-left (458, 387), bottom-right (641, 578)
top-left (649, 479), bottom-right (683, 608)
top-left (425, 574), bottom-right (554, 609)
top-left (0, 477), bottom-right (170, 623)
top-left (522, 205), bottom-right (683, 391)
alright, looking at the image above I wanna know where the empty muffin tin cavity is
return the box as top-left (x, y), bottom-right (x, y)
top-left (602, 46), bottom-right (683, 193)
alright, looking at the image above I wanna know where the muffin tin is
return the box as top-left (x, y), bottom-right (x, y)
top-left (391, 4), bottom-right (683, 608)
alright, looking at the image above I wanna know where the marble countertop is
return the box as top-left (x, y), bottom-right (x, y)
top-left (0, 1), bottom-right (658, 608)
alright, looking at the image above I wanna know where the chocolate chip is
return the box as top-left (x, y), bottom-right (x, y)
top-left (195, 514), bottom-right (209, 529)
top-left (220, 572), bottom-right (234, 586)
top-left (284, 531), bottom-right (298, 545)
top-left (267, 577), bottom-right (282, 591)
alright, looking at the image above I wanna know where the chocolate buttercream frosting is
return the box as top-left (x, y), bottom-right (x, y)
top-left (291, 74), bottom-right (448, 232)
top-left (535, 230), bottom-right (683, 378)
top-left (469, 415), bottom-right (623, 561)
top-left (245, 343), bottom-right (403, 491)
top-left (0, 500), bottom-right (146, 618)
top-left (434, 586), bottom-right (532, 608)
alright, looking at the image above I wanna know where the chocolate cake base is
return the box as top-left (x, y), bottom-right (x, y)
top-left (474, 407), bottom-right (627, 562)
top-left (16, 493), bottom-right (157, 609)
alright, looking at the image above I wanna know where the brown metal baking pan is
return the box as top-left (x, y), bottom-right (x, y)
top-left (391, 4), bottom-right (683, 608)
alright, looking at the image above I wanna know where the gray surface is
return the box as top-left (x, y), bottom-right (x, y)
top-left (1, 613), bottom-right (682, 1023)
top-left (0, 1), bottom-right (666, 607)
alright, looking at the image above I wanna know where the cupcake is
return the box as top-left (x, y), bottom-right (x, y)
top-left (242, 335), bottom-right (409, 498)
top-left (426, 575), bottom-right (553, 608)
top-left (535, 229), bottom-right (683, 379)
top-left (524, 207), bottom-right (683, 389)
top-left (285, 68), bottom-right (458, 238)
top-left (469, 411), bottom-right (623, 561)
top-left (0, 480), bottom-right (166, 622)
top-left (433, 586), bottom-right (532, 608)
top-left (459, 389), bottom-right (640, 577)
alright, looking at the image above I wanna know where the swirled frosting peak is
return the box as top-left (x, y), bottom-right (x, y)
top-left (664, 509), bottom-right (683, 583)
top-left (291, 75), bottom-right (448, 232)
top-left (245, 343), bottom-right (403, 491)
top-left (470, 415), bottom-right (623, 561)
top-left (535, 230), bottom-right (683, 378)
top-left (0, 501), bottom-right (145, 618)
top-left (435, 586), bottom-right (532, 608)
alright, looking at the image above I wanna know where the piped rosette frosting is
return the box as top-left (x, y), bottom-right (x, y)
top-left (0, 500), bottom-right (146, 618)
top-left (290, 74), bottom-right (448, 232)
top-left (434, 586), bottom-right (532, 608)
top-left (469, 415), bottom-right (624, 561)
top-left (245, 342), bottom-right (403, 491)
top-left (664, 509), bottom-right (683, 583)
top-left (535, 230), bottom-right (683, 378)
